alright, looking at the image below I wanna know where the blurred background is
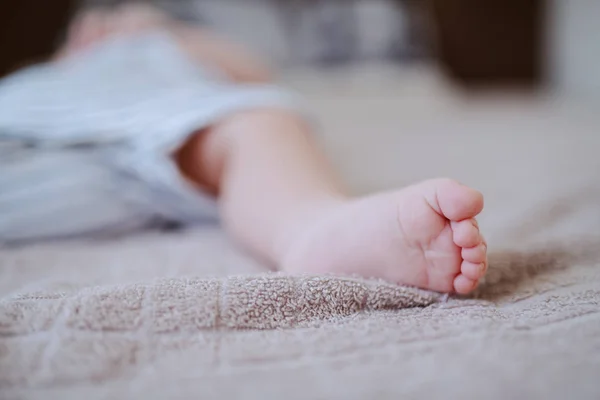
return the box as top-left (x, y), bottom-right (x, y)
top-left (1, 0), bottom-right (599, 243)
top-left (1, 0), bottom-right (599, 97)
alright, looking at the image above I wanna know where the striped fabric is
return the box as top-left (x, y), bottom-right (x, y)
top-left (0, 31), bottom-right (297, 245)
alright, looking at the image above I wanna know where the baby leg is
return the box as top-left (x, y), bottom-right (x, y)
top-left (180, 110), bottom-right (487, 294)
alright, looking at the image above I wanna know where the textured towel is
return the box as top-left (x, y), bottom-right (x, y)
top-left (1, 230), bottom-right (599, 400)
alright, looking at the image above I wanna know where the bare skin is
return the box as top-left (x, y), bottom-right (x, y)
top-left (58, 4), bottom-right (488, 294)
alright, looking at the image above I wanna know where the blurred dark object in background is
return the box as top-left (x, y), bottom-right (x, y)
top-left (0, 0), bottom-right (76, 77)
top-left (430, 0), bottom-right (545, 87)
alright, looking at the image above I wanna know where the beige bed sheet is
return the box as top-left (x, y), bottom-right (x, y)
top-left (1, 65), bottom-right (600, 399)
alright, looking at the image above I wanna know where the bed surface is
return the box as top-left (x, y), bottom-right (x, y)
top-left (2, 65), bottom-right (600, 399)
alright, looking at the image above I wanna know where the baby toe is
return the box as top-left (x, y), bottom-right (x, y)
top-left (453, 274), bottom-right (479, 294)
top-left (461, 242), bottom-right (487, 263)
top-left (451, 219), bottom-right (482, 248)
top-left (461, 260), bottom-right (487, 280)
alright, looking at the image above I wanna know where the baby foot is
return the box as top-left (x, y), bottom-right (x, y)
top-left (282, 179), bottom-right (487, 294)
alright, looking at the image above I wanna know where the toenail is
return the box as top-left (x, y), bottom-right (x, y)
top-left (479, 263), bottom-right (486, 273)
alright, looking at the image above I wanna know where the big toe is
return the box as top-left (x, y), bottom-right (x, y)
top-left (425, 178), bottom-right (484, 221)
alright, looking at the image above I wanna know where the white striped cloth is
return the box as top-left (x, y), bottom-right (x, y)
top-left (0, 31), bottom-right (297, 245)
